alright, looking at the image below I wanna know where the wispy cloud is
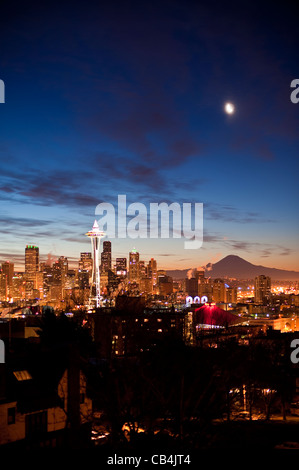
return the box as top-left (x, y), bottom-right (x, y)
top-left (203, 230), bottom-right (293, 259)
top-left (205, 203), bottom-right (276, 224)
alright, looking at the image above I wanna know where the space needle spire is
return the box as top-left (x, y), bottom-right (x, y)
top-left (86, 220), bottom-right (105, 309)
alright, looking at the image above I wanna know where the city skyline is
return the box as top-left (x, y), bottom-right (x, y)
top-left (2, 240), bottom-right (299, 282)
top-left (0, 0), bottom-right (298, 272)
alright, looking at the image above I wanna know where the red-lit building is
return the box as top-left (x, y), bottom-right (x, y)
top-left (194, 303), bottom-right (242, 329)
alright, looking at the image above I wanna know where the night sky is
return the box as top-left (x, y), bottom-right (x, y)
top-left (0, 0), bottom-right (298, 271)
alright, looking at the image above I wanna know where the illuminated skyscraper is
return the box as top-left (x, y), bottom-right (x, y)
top-left (129, 248), bottom-right (139, 282)
top-left (212, 279), bottom-right (226, 303)
top-left (139, 260), bottom-right (147, 278)
top-left (86, 220), bottom-right (105, 308)
top-left (79, 252), bottom-right (93, 272)
top-left (0, 273), bottom-right (7, 300)
top-left (25, 244), bottom-right (39, 288)
top-left (1, 261), bottom-right (14, 287)
top-left (115, 257), bottom-right (127, 276)
top-left (58, 256), bottom-right (68, 287)
top-left (101, 241), bottom-right (112, 273)
top-left (254, 275), bottom-right (271, 303)
top-left (51, 256), bottom-right (68, 299)
top-left (25, 245), bottom-right (39, 276)
top-left (225, 286), bottom-right (237, 303)
top-left (24, 245), bottom-right (40, 299)
top-left (148, 258), bottom-right (158, 294)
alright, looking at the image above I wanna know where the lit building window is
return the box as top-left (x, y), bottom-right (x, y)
top-left (13, 370), bottom-right (32, 381)
top-left (158, 329), bottom-right (162, 333)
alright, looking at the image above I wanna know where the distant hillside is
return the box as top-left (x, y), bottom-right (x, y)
top-left (167, 255), bottom-right (299, 280)
top-left (166, 268), bottom-right (189, 280)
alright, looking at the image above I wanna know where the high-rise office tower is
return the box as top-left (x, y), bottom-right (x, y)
top-left (58, 256), bottom-right (68, 286)
top-left (79, 252), bottom-right (93, 272)
top-left (52, 261), bottom-right (61, 284)
top-left (78, 270), bottom-right (90, 290)
top-left (185, 277), bottom-right (198, 297)
top-left (115, 257), bottom-right (127, 276)
top-left (148, 258), bottom-right (158, 293)
top-left (139, 260), bottom-right (147, 278)
top-left (40, 262), bottom-right (52, 299)
top-left (101, 241), bottom-right (112, 273)
top-left (254, 275), bottom-right (271, 303)
top-left (158, 274), bottom-right (173, 296)
top-left (139, 276), bottom-right (152, 294)
top-left (25, 245), bottom-right (39, 290)
top-left (0, 273), bottom-right (7, 300)
top-left (25, 245), bottom-right (39, 276)
top-left (198, 277), bottom-right (212, 301)
top-left (11, 274), bottom-right (25, 300)
top-left (138, 261), bottom-right (150, 293)
top-left (225, 286), bottom-right (237, 303)
top-left (1, 261), bottom-right (14, 286)
top-left (212, 278), bottom-right (226, 303)
top-left (129, 249), bottom-right (139, 282)
top-left (86, 220), bottom-right (105, 308)
top-left (52, 256), bottom-right (68, 287)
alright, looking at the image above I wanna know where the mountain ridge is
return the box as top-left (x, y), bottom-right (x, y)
top-left (166, 255), bottom-right (299, 280)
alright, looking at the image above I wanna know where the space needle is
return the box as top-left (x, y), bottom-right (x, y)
top-left (86, 220), bottom-right (105, 309)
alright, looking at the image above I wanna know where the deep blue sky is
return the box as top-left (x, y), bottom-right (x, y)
top-left (0, 0), bottom-right (298, 271)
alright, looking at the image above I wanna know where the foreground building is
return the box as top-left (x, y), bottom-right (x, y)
top-left (89, 296), bottom-right (186, 358)
top-left (0, 349), bottom-right (92, 449)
